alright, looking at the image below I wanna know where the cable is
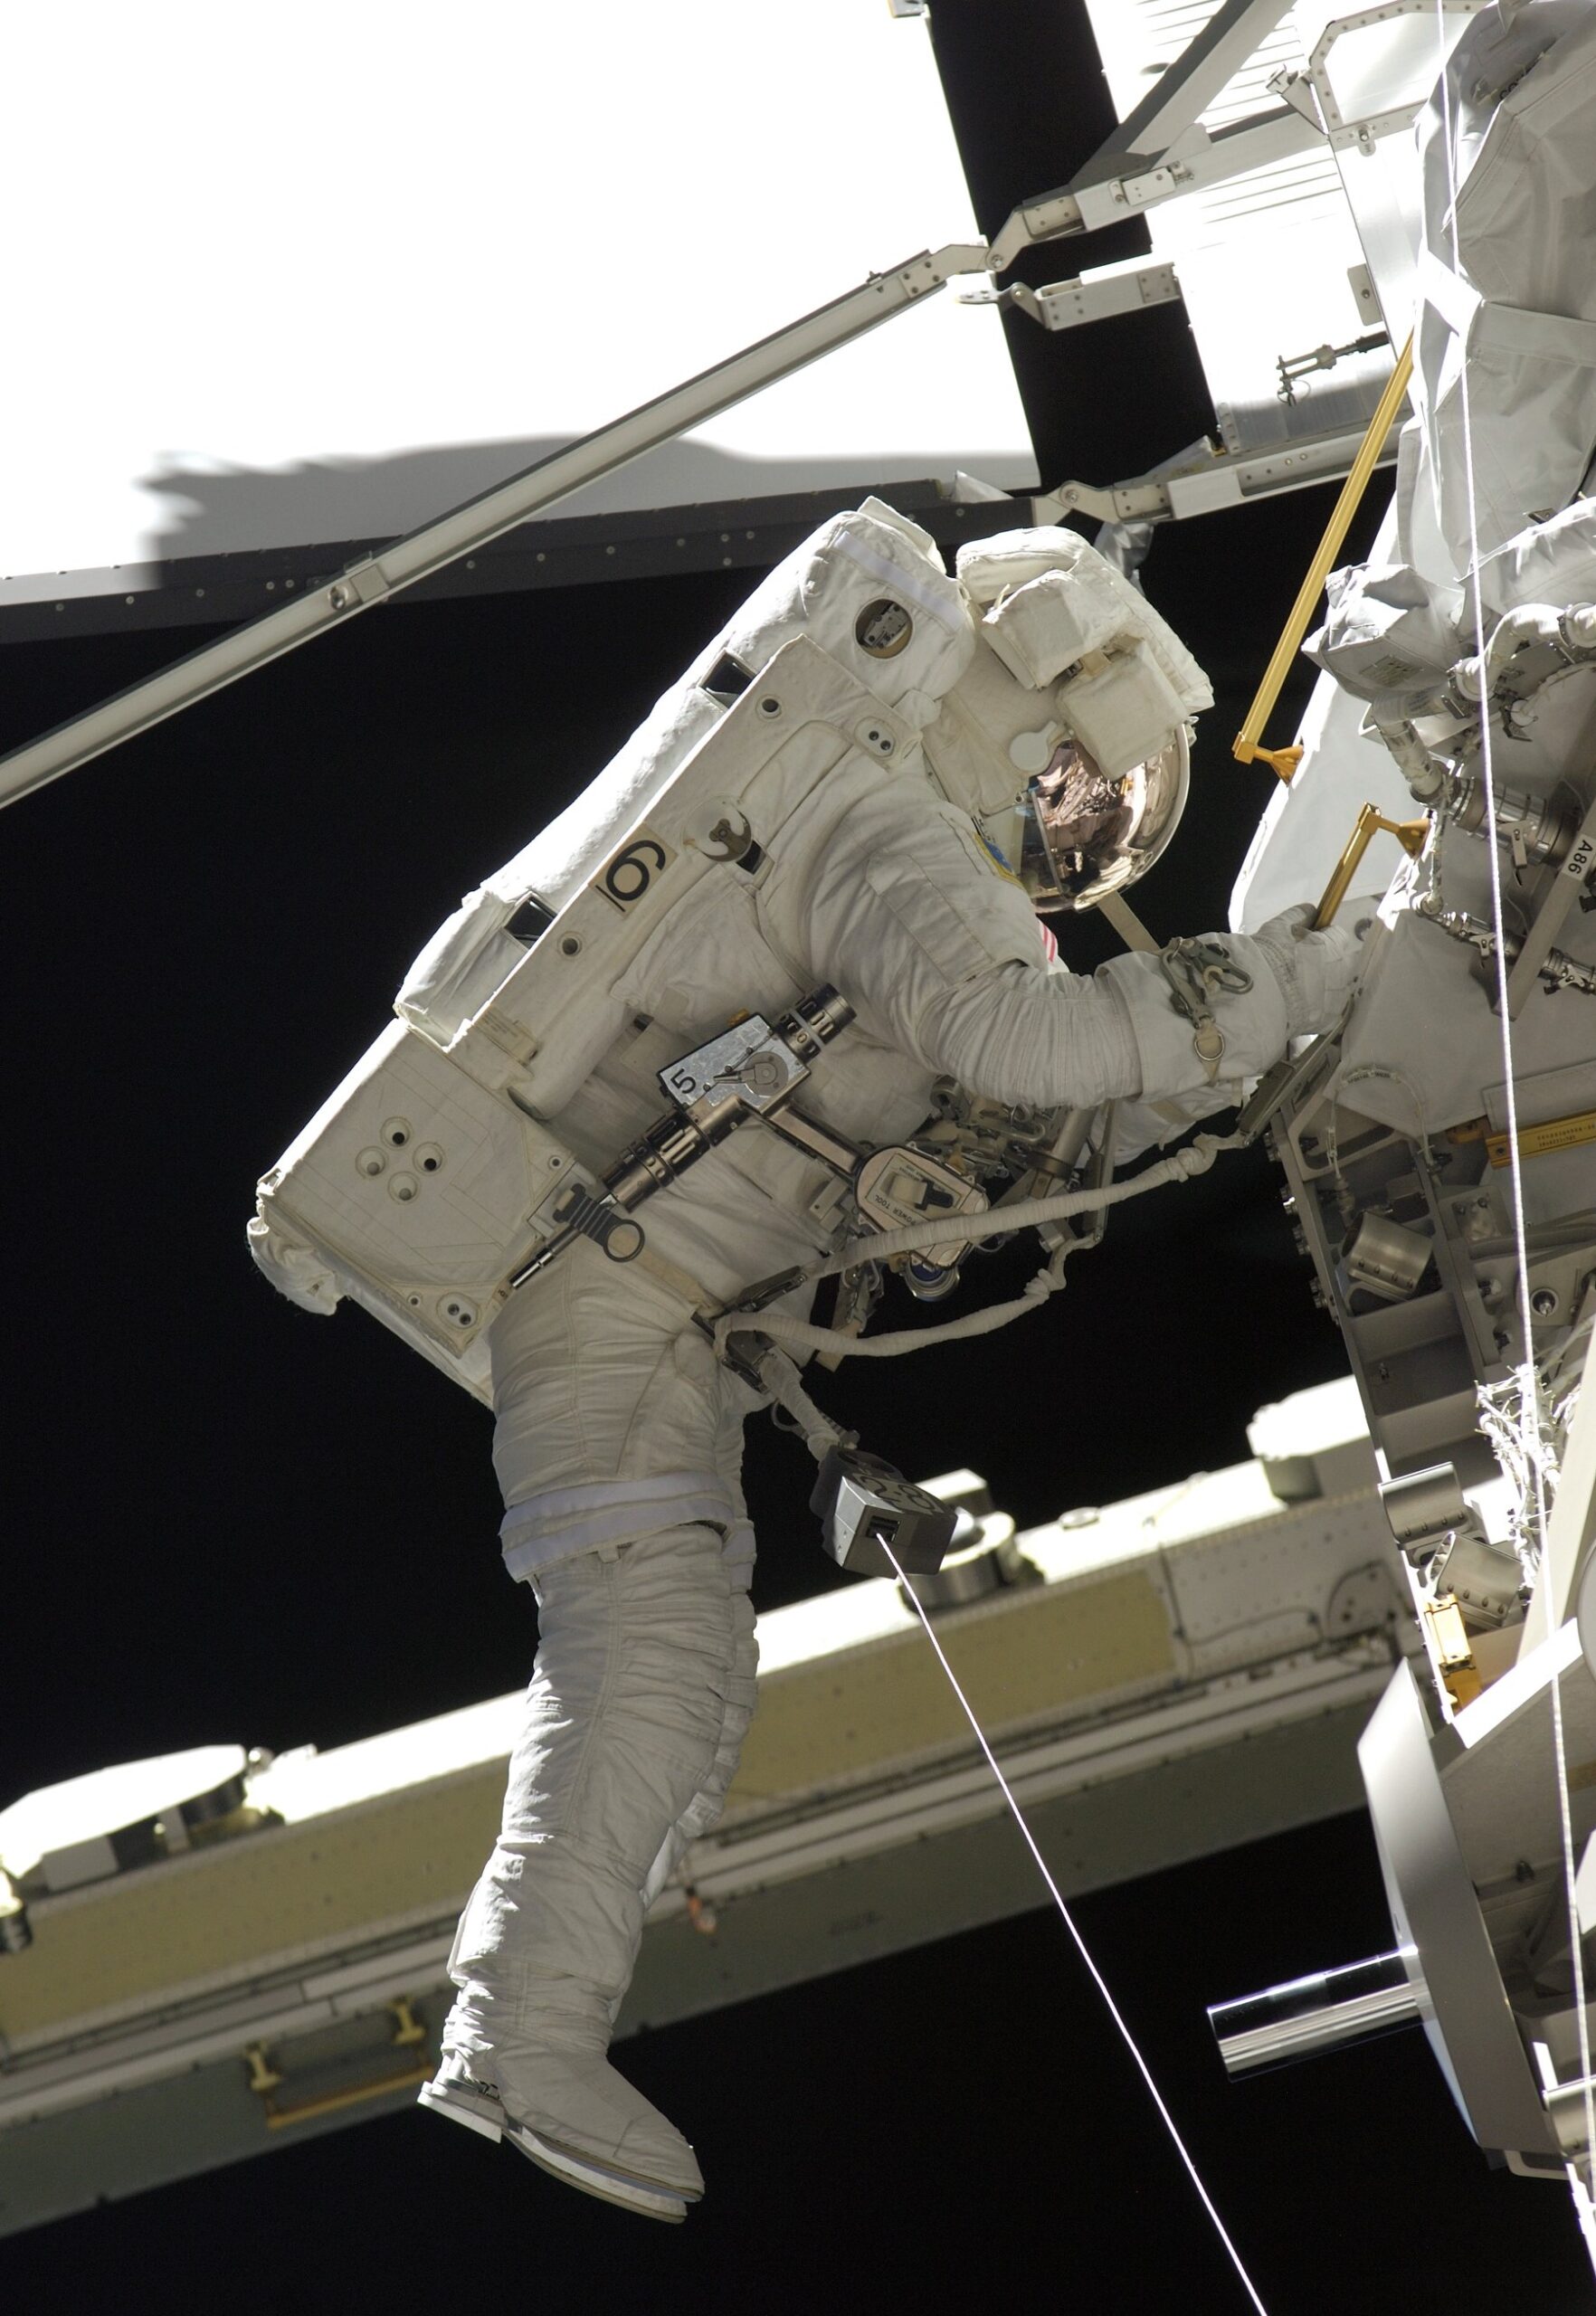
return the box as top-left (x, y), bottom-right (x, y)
top-left (713, 1134), bottom-right (1241, 1366)
top-left (1432, 5), bottom-right (1596, 2237)
top-left (811, 1134), bottom-right (1237, 1281)
top-left (879, 1533), bottom-right (1271, 2315)
top-left (726, 1249), bottom-right (1067, 1364)
top-left (747, 1342), bottom-right (848, 1459)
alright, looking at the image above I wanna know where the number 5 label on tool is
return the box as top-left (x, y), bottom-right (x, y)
top-left (594, 825), bottom-right (677, 912)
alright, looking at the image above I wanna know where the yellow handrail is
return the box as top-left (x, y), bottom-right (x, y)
top-left (1312, 801), bottom-right (1429, 929)
top-left (243, 1997), bottom-right (432, 2131)
top-left (258, 2055), bottom-right (434, 2131)
top-left (1234, 335), bottom-right (1415, 784)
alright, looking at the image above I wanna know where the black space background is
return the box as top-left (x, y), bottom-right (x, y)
top-left (3, 4), bottom-right (1591, 2308)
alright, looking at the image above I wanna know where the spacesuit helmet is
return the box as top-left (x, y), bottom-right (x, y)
top-left (919, 528), bottom-right (1211, 915)
top-left (1004, 726), bottom-right (1189, 912)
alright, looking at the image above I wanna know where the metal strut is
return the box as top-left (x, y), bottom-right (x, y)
top-left (0, 245), bottom-right (984, 815)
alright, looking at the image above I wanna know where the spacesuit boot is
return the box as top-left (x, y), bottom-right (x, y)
top-left (423, 2007), bottom-right (704, 2222)
top-left (421, 1519), bottom-right (757, 2220)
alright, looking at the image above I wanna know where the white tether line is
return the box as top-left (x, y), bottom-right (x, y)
top-left (1432, 3), bottom-right (1596, 2237)
top-left (879, 1533), bottom-right (1270, 2314)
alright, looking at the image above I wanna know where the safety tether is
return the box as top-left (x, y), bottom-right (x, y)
top-left (713, 1134), bottom-right (1243, 1366)
top-left (1431, 3), bottom-right (1596, 2255)
top-left (879, 1529), bottom-right (1272, 2312)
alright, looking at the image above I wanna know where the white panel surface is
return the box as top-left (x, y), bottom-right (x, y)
top-left (1082, 0), bottom-right (1387, 451)
top-left (0, 2), bottom-right (1032, 582)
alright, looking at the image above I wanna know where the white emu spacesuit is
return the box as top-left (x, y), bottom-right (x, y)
top-left (254, 503), bottom-right (1359, 2221)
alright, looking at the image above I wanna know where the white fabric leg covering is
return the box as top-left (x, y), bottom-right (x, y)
top-left (433, 1523), bottom-right (756, 2207)
top-left (427, 1243), bottom-right (765, 2211)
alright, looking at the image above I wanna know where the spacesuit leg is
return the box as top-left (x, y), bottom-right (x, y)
top-left (432, 1527), bottom-right (747, 2210)
top-left (422, 1252), bottom-right (760, 2217)
top-left (633, 1528), bottom-right (758, 1922)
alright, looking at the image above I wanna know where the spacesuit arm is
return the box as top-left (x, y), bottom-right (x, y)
top-left (806, 801), bottom-right (1356, 1113)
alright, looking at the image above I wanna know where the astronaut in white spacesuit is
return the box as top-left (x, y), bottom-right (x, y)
top-left (403, 505), bottom-right (1361, 2219)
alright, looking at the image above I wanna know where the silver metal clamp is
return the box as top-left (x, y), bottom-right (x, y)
top-left (1159, 936), bottom-right (1253, 1081)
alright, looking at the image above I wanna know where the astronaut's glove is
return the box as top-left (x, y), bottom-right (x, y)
top-left (1249, 904), bottom-right (1364, 1039)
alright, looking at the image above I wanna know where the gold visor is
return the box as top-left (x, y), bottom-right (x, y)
top-left (1002, 729), bottom-right (1189, 915)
